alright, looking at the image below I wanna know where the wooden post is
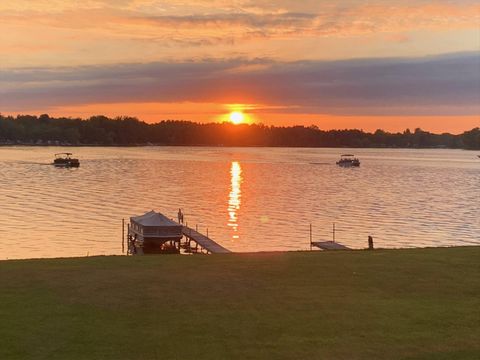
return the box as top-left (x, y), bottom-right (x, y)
top-left (368, 236), bottom-right (374, 250)
top-left (309, 223), bottom-right (312, 251)
top-left (127, 223), bottom-right (130, 254)
top-left (122, 218), bottom-right (125, 253)
top-left (333, 222), bottom-right (336, 243)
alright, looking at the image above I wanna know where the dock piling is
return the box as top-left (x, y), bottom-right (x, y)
top-left (309, 223), bottom-right (312, 251)
top-left (122, 218), bottom-right (125, 253)
top-left (368, 236), bottom-right (374, 250)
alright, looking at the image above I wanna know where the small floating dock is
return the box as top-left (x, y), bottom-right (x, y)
top-left (311, 241), bottom-right (351, 251)
top-left (182, 226), bottom-right (231, 254)
top-left (309, 223), bottom-right (351, 251)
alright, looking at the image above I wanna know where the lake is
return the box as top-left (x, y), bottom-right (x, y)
top-left (0, 146), bottom-right (478, 259)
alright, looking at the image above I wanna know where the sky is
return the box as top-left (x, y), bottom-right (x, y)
top-left (1, 0), bottom-right (479, 133)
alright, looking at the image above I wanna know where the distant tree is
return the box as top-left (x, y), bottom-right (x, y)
top-left (38, 114), bottom-right (50, 123)
top-left (461, 128), bottom-right (480, 150)
top-left (63, 128), bottom-right (81, 144)
top-left (0, 114), bottom-right (476, 149)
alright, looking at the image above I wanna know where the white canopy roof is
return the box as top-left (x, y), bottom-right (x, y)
top-left (131, 210), bottom-right (180, 227)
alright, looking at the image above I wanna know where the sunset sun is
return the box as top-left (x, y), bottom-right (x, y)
top-left (229, 111), bottom-right (245, 125)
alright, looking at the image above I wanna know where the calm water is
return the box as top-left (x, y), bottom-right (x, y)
top-left (0, 146), bottom-right (479, 259)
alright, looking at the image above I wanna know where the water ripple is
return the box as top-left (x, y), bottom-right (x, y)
top-left (0, 146), bottom-right (478, 259)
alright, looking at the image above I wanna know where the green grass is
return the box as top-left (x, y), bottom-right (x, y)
top-left (0, 247), bottom-right (479, 360)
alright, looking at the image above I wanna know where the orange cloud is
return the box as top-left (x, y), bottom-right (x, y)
top-left (1, 1), bottom-right (479, 68)
top-left (1, 2), bottom-right (479, 44)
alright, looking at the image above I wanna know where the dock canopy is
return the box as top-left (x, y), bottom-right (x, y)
top-left (131, 210), bottom-right (179, 227)
top-left (129, 211), bottom-right (183, 241)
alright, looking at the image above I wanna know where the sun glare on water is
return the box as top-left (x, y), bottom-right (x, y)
top-left (229, 111), bottom-right (245, 125)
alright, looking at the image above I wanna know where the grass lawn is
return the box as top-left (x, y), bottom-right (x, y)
top-left (0, 247), bottom-right (479, 360)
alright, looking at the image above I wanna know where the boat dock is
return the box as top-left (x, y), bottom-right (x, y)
top-left (311, 241), bottom-right (350, 250)
top-left (309, 223), bottom-right (352, 251)
top-left (182, 226), bottom-right (231, 254)
top-left (124, 210), bottom-right (231, 255)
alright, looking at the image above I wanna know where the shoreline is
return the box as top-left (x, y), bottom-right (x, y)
top-left (3, 244), bottom-right (479, 262)
top-left (1, 143), bottom-right (478, 150)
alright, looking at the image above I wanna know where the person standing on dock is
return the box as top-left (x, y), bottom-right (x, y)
top-left (178, 208), bottom-right (184, 224)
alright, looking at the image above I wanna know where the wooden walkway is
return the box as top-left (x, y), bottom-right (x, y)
top-left (182, 226), bottom-right (231, 254)
top-left (311, 241), bottom-right (350, 250)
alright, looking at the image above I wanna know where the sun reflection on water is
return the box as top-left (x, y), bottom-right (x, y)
top-left (227, 161), bottom-right (242, 240)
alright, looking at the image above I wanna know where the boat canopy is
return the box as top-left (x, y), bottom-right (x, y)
top-left (55, 152), bottom-right (73, 156)
top-left (131, 210), bottom-right (179, 227)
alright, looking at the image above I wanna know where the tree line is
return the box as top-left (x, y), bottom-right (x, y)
top-left (0, 114), bottom-right (479, 149)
